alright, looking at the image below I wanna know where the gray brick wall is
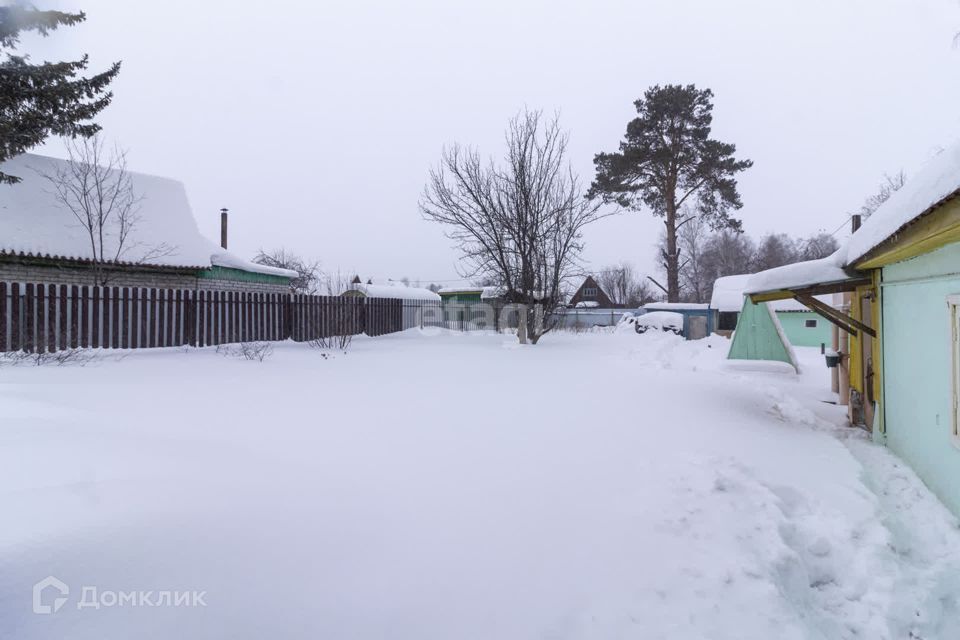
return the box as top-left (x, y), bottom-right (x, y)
top-left (0, 262), bottom-right (291, 294)
top-left (198, 277), bottom-right (291, 294)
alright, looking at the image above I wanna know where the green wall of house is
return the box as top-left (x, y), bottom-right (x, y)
top-left (198, 266), bottom-right (291, 286)
top-left (776, 311), bottom-right (833, 348)
top-left (880, 241), bottom-right (960, 515)
top-left (440, 292), bottom-right (483, 304)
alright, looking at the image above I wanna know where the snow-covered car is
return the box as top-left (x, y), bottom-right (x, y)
top-left (629, 311), bottom-right (684, 335)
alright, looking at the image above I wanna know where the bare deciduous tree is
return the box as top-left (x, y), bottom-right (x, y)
top-left (597, 262), bottom-right (649, 307)
top-left (676, 212), bottom-right (710, 303)
top-left (41, 135), bottom-right (169, 285)
top-left (253, 248), bottom-right (321, 294)
top-left (322, 267), bottom-right (356, 297)
top-left (752, 233), bottom-right (799, 272)
top-left (421, 109), bottom-right (607, 344)
top-left (700, 230), bottom-right (755, 299)
top-left (799, 232), bottom-right (840, 260)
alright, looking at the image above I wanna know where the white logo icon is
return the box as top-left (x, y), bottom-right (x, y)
top-left (33, 576), bottom-right (69, 614)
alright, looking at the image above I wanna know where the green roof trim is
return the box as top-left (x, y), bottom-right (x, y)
top-left (198, 265), bottom-right (292, 285)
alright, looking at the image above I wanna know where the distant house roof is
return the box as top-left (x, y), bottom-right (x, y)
top-left (438, 286), bottom-right (503, 299)
top-left (341, 283), bottom-right (441, 301)
top-left (0, 153), bottom-right (296, 279)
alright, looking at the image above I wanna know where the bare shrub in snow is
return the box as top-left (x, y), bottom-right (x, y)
top-left (0, 348), bottom-right (99, 367)
top-left (421, 109), bottom-right (607, 344)
top-left (308, 333), bottom-right (352, 352)
top-left (218, 342), bottom-right (273, 362)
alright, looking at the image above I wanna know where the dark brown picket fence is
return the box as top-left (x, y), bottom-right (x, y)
top-left (0, 282), bottom-right (409, 354)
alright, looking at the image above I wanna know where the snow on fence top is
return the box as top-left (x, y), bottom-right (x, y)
top-left (710, 274), bottom-right (752, 312)
top-left (0, 153), bottom-right (296, 279)
top-left (342, 283), bottom-right (441, 301)
top-left (846, 141), bottom-right (960, 265)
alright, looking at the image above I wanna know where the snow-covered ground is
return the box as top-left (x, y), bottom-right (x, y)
top-left (2, 330), bottom-right (960, 639)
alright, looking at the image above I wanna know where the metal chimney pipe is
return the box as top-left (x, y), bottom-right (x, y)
top-left (851, 214), bottom-right (862, 233)
top-left (220, 208), bottom-right (229, 249)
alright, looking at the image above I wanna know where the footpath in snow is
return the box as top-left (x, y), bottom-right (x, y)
top-left (1, 330), bottom-right (959, 639)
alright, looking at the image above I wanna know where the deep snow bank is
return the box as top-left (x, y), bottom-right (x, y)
top-left (1, 331), bottom-right (959, 639)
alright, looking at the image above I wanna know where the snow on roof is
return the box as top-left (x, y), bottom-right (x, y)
top-left (643, 302), bottom-right (709, 311)
top-left (847, 142), bottom-right (960, 265)
top-left (710, 274), bottom-right (752, 312)
top-left (209, 248), bottom-right (298, 278)
top-left (438, 286), bottom-right (504, 299)
top-left (636, 310), bottom-right (684, 327)
top-left (744, 249), bottom-right (855, 295)
top-left (714, 273), bottom-right (837, 311)
top-left (342, 283), bottom-right (441, 301)
top-left (0, 153), bottom-right (296, 279)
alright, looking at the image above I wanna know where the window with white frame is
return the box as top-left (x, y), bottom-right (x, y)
top-left (951, 296), bottom-right (960, 439)
top-left (583, 287), bottom-right (598, 298)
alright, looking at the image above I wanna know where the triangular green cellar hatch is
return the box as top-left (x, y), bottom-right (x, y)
top-left (727, 297), bottom-right (800, 373)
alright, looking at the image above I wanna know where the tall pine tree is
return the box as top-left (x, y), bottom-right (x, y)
top-left (0, 5), bottom-right (120, 184)
top-left (589, 85), bottom-right (752, 302)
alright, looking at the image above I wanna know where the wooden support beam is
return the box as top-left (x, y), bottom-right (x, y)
top-left (794, 293), bottom-right (876, 338)
top-left (749, 278), bottom-right (872, 304)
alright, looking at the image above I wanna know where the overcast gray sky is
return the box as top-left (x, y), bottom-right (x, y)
top-left (26, 0), bottom-right (960, 286)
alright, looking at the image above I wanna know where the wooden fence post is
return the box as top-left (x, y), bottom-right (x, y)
top-left (120, 287), bottom-right (130, 349)
top-left (131, 287), bottom-right (140, 349)
top-left (149, 288), bottom-right (158, 348)
top-left (79, 286), bottom-right (89, 347)
top-left (110, 286), bottom-right (119, 349)
top-left (11, 282), bottom-right (21, 352)
top-left (58, 285), bottom-right (68, 350)
top-left (0, 281), bottom-right (6, 353)
top-left (70, 285), bottom-right (79, 349)
top-left (36, 283), bottom-right (47, 353)
top-left (47, 284), bottom-right (57, 352)
top-left (24, 283), bottom-right (35, 353)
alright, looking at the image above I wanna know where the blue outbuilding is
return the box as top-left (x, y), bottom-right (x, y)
top-left (641, 303), bottom-right (715, 339)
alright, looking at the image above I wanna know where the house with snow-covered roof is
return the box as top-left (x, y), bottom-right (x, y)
top-left (742, 140), bottom-right (960, 518)
top-left (437, 285), bottom-right (505, 305)
top-left (340, 281), bottom-right (441, 302)
top-left (567, 276), bottom-right (615, 309)
top-left (0, 153), bottom-right (297, 292)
